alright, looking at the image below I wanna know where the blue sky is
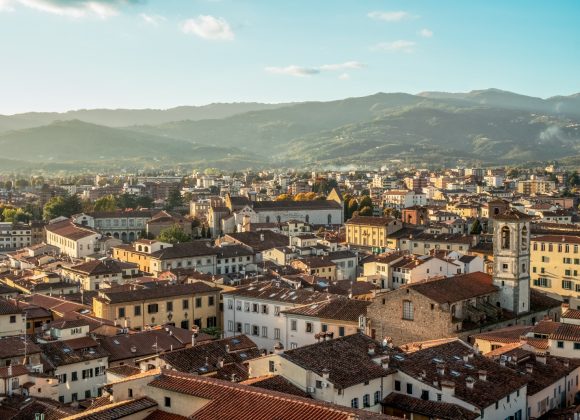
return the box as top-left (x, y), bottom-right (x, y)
top-left (0, 0), bottom-right (579, 114)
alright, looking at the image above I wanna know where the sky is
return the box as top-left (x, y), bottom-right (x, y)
top-left (0, 0), bottom-right (579, 114)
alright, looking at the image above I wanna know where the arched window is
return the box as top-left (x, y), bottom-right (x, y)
top-left (276, 216), bottom-right (281, 223)
top-left (327, 214), bottom-right (332, 225)
top-left (305, 215), bottom-right (309, 223)
top-left (501, 226), bottom-right (510, 249)
top-left (521, 226), bottom-right (528, 250)
top-left (138, 245), bottom-right (142, 252)
top-left (265, 216), bottom-right (270, 223)
top-left (494, 207), bottom-right (500, 215)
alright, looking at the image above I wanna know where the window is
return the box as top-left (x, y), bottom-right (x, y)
top-left (228, 320), bottom-right (234, 332)
top-left (290, 342), bottom-right (298, 349)
top-left (574, 343), bottom-right (580, 350)
top-left (394, 380), bottom-right (401, 391)
top-left (72, 393), bottom-right (78, 402)
top-left (290, 319), bottom-right (297, 331)
top-left (321, 324), bottom-right (328, 332)
top-left (351, 398), bottom-right (359, 409)
top-left (558, 341), bottom-right (564, 348)
top-left (252, 303), bottom-right (259, 313)
top-left (403, 300), bottom-right (414, 320)
top-left (262, 326), bottom-right (268, 337)
top-left (252, 325), bottom-right (259, 336)
top-left (208, 296), bottom-right (215, 306)
top-left (71, 371), bottom-right (78, 382)
top-left (82, 369), bottom-right (93, 379)
top-left (406, 383), bottom-right (413, 395)
top-left (261, 304), bottom-right (268, 314)
top-left (134, 305), bottom-right (141, 316)
top-left (421, 390), bottom-right (429, 400)
top-left (533, 277), bottom-right (549, 288)
top-left (244, 323), bottom-right (250, 334)
top-left (85, 390), bottom-right (91, 399)
top-left (227, 299), bottom-right (233, 310)
top-left (244, 302), bottom-right (250, 312)
top-left (166, 301), bottom-right (173, 312)
top-left (502, 263), bottom-right (508, 271)
top-left (306, 322), bottom-right (313, 333)
top-left (147, 303), bottom-right (158, 314)
top-left (9, 315), bottom-right (16, 323)
top-left (236, 322), bottom-right (242, 333)
top-left (164, 397), bottom-right (171, 407)
top-left (374, 390), bottom-right (381, 405)
top-left (269, 361), bottom-right (275, 373)
top-left (363, 394), bottom-right (370, 408)
top-left (563, 280), bottom-right (573, 290)
top-left (207, 316), bottom-right (217, 328)
top-left (196, 297), bottom-right (202, 308)
top-left (437, 393), bottom-right (442, 401)
top-left (274, 306), bottom-right (280, 316)
top-left (128, 388), bottom-right (133, 398)
top-left (183, 299), bottom-right (189, 310)
top-left (236, 301), bottom-right (242, 311)
top-left (339, 326), bottom-right (345, 337)
top-left (274, 328), bottom-right (281, 339)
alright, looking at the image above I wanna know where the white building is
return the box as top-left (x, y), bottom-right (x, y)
top-left (383, 190), bottom-right (427, 210)
top-left (45, 219), bottom-right (101, 258)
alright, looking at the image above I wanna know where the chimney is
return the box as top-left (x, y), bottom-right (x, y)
top-left (225, 344), bottom-right (230, 353)
top-left (536, 353), bottom-right (547, 365)
top-left (368, 344), bottom-right (376, 356)
top-left (274, 342), bottom-right (284, 354)
top-left (260, 233), bottom-right (265, 242)
top-left (468, 352), bottom-right (474, 360)
top-left (381, 356), bottom-right (390, 370)
top-left (564, 359), bottom-right (570, 368)
top-left (500, 358), bottom-right (506, 367)
top-left (465, 376), bottom-right (475, 390)
top-left (525, 363), bottom-right (533, 374)
top-left (440, 380), bottom-right (455, 395)
top-left (191, 334), bottom-right (196, 347)
top-left (478, 370), bottom-right (487, 381)
top-left (217, 357), bottom-right (224, 368)
top-left (130, 345), bottom-right (137, 353)
top-left (321, 367), bottom-right (330, 379)
top-left (463, 354), bottom-right (469, 362)
top-left (7, 365), bottom-right (12, 377)
top-left (436, 363), bottom-right (445, 376)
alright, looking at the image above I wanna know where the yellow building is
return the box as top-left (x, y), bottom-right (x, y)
top-left (93, 282), bottom-right (222, 331)
top-left (531, 235), bottom-right (580, 306)
top-left (345, 216), bottom-right (402, 248)
top-left (290, 257), bottom-right (337, 281)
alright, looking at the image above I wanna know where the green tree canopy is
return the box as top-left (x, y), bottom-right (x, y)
top-left (43, 194), bottom-right (82, 220)
top-left (165, 188), bottom-right (183, 211)
top-left (94, 195), bottom-right (118, 212)
top-left (157, 224), bottom-right (191, 244)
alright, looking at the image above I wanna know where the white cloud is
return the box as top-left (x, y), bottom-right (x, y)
top-left (265, 65), bottom-right (320, 77)
top-left (367, 10), bottom-right (417, 22)
top-left (372, 40), bottom-right (416, 53)
top-left (319, 61), bottom-right (364, 71)
top-left (181, 15), bottom-right (234, 41)
top-left (7, 0), bottom-right (137, 18)
top-left (265, 61), bottom-right (365, 78)
top-left (0, 0), bottom-right (15, 11)
top-left (419, 28), bottom-right (433, 38)
top-left (140, 13), bottom-right (165, 26)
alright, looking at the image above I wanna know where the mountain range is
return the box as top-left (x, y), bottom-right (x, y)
top-left (1, 88), bottom-right (579, 172)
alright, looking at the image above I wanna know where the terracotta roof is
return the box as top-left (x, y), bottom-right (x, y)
top-left (0, 298), bottom-right (22, 315)
top-left (0, 336), bottom-right (41, 358)
top-left (0, 364), bottom-right (29, 379)
top-left (99, 330), bottom-right (193, 362)
top-left (493, 209), bottom-right (533, 221)
top-left (551, 323), bottom-right (580, 341)
top-left (62, 397), bottom-right (157, 420)
top-left (148, 370), bottom-right (388, 420)
top-left (143, 410), bottom-right (188, 420)
top-left (282, 333), bottom-right (393, 389)
top-left (531, 235), bottom-right (580, 244)
top-left (67, 259), bottom-right (135, 276)
top-left (223, 231), bottom-right (289, 252)
top-left (345, 216), bottom-right (396, 227)
top-left (391, 339), bottom-right (528, 409)
top-left (252, 200), bottom-right (342, 211)
top-left (382, 392), bottom-right (478, 420)
top-left (97, 282), bottom-right (220, 304)
top-left (106, 365), bottom-right (141, 378)
top-left (45, 220), bottom-right (99, 241)
top-left (223, 281), bottom-right (331, 305)
top-left (282, 297), bottom-right (369, 322)
top-left (241, 375), bottom-right (310, 398)
top-left (150, 241), bottom-right (217, 260)
top-left (562, 308), bottom-right (580, 320)
top-left (41, 338), bottom-right (107, 368)
top-left (408, 272), bottom-right (496, 304)
top-left (160, 335), bottom-right (259, 376)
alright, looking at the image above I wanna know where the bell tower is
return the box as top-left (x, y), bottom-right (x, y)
top-left (492, 209), bottom-right (532, 315)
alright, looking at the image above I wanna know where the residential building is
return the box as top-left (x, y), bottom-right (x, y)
top-left (92, 282), bottom-right (221, 331)
top-left (45, 219), bottom-right (101, 258)
top-left (0, 299), bottom-right (25, 337)
top-left (0, 222), bottom-right (32, 251)
top-left (61, 258), bottom-right (139, 291)
top-left (345, 216), bottom-right (403, 249)
top-left (72, 210), bottom-right (154, 242)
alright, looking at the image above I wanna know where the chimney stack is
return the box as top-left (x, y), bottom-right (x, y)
top-left (322, 367), bottom-right (330, 379)
top-left (367, 344), bottom-right (376, 356)
top-left (440, 380), bottom-right (455, 396)
top-left (465, 376), bottom-right (475, 390)
top-left (525, 363), bottom-right (533, 374)
top-left (536, 353), bottom-right (547, 365)
top-left (381, 356), bottom-right (390, 370)
top-left (436, 363), bottom-right (445, 376)
top-left (478, 370), bottom-right (487, 381)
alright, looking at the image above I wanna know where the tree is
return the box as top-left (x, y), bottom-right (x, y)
top-left (165, 189), bottom-right (183, 211)
top-left (94, 195), bottom-right (117, 212)
top-left (275, 194), bottom-right (293, 201)
top-left (359, 195), bottom-right (373, 209)
top-left (294, 193), bottom-right (308, 201)
top-left (43, 194), bottom-right (82, 220)
top-left (347, 198), bottom-right (359, 218)
top-left (359, 206), bottom-right (373, 216)
top-left (470, 219), bottom-right (483, 235)
top-left (158, 224), bottom-right (191, 244)
top-left (15, 179), bottom-right (29, 190)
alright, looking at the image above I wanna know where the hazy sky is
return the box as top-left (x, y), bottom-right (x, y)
top-left (1, 0), bottom-right (579, 114)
